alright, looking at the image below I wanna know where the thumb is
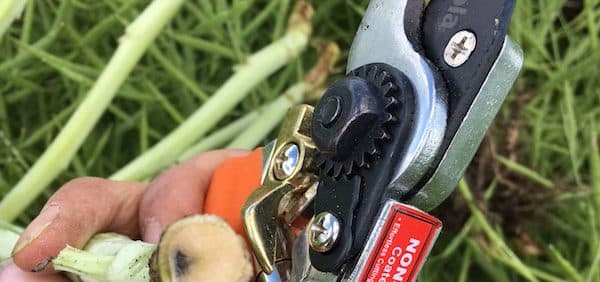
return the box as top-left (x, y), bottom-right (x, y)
top-left (0, 263), bottom-right (65, 282)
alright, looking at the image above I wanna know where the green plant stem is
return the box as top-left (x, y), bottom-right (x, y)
top-left (0, 0), bottom-right (186, 222)
top-left (182, 41), bottom-right (336, 161)
top-left (495, 155), bottom-right (554, 189)
top-left (227, 42), bottom-right (338, 149)
top-left (0, 0), bottom-right (70, 72)
top-left (0, 225), bottom-right (156, 282)
top-left (148, 46), bottom-right (209, 101)
top-left (590, 121), bottom-right (600, 209)
top-left (548, 245), bottom-right (583, 282)
top-left (227, 82), bottom-right (309, 149)
top-left (0, 0), bottom-right (27, 40)
top-left (178, 110), bottom-right (260, 162)
top-left (587, 244), bottom-right (600, 282)
top-left (53, 247), bottom-right (114, 281)
top-left (17, 0), bottom-right (34, 47)
top-left (52, 233), bottom-right (155, 282)
top-left (0, 221), bottom-right (23, 263)
top-left (110, 4), bottom-right (313, 181)
top-left (458, 179), bottom-right (538, 282)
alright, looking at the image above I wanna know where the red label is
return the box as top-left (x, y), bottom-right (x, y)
top-left (360, 204), bottom-right (442, 282)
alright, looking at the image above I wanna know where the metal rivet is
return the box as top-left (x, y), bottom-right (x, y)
top-left (308, 212), bottom-right (340, 253)
top-left (319, 96), bottom-right (343, 128)
top-left (444, 30), bottom-right (477, 68)
top-left (273, 143), bottom-right (300, 180)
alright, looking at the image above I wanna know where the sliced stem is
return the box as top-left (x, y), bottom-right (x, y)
top-left (53, 247), bottom-right (113, 281)
top-left (150, 215), bottom-right (252, 282)
top-left (110, 1), bottom-right (314, 181)
top-left (0, 0), bottom-right (187, 222)
top-left (51, 233), bottom-right (156, 282)
top-left (50, 216), bottom-right (248, 282)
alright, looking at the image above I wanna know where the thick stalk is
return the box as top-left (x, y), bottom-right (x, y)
top-left (52, 247), bottom-right (114, 281)
top-left (0, 0), bottom-right (186, 222)
top-left (110, 2), bottom-right (314, 181)
top-left (52, 233), bottom-right (156, 282)
top-left (180, 42), bottom-right (337, 161)
top-left (178, 110), bottom-right (260, 162)
top-left (227, 42), bottom-right (339, 150)
top-left (0, 0), bottom-right (27, 40)
top-left (227, 82), bottom-right (309, 149)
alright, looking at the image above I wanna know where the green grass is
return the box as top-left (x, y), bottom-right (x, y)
top-left (0, 0), bottom-right (599, 281)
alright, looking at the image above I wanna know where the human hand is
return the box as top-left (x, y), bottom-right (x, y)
top-left (0, 150), bottom-right (249, 281)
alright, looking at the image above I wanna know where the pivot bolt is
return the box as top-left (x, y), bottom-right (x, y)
top-left (312, 76), bottom-right (383, 159)
top-left (444, 30), bottom-right (477, 67)
top-left (318, 96), bottom-right (343, 128)
top-left (308, 212), bottom-right (340, 253)
top-left (273, 143), bottom-right (300, 180)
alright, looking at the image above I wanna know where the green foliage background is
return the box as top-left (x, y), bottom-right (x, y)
top-left (0, 0), bottom-right (599, 281)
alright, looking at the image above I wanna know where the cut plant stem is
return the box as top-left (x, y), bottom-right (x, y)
top-left (0, 0), bottom-right (27, 40)
top-left (110, 1), bottom-right (314, 181)
top-left (53, 247), bottom-right (114, 281)
top-left (0, 0), bottom-right (186, 222)
top-left (227, 42), bottom-right (339, 150)
top-left (53, 233), bottom-right (156, 282)
top-left (150, 215), bottom-right (252, 282)
top-left (49, 216), bottom-right (250, 282)
top-left (19, 40), bottom-right (337, 282)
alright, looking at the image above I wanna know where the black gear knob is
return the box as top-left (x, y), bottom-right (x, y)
top-left (312, 77), bottom-right (384, 161)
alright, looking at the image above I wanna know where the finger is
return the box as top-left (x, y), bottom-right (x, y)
top-left (11, 177), bottom-right (145, 272)
top-left (0, 263), bottom-right (66, 282)
top-left (139, 150), bottom-right (249, 243)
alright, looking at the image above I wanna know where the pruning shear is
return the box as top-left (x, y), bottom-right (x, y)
top-left (204, 0), bottom-right (523, 281)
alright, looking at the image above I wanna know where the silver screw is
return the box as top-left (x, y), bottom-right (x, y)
top-left (273, 143), bottom-right (300, 180)
top-left (308, 212), bottom-right (340, 253)
top-left (444, 30), bottom-right (477, 68)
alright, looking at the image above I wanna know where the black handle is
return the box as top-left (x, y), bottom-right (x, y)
top-left (422, 0), bottom-right (516, 119)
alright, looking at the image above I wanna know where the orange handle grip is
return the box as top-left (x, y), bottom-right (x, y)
top-left (203, 149), bottom-right (263, 236)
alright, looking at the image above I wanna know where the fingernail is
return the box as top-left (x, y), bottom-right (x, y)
top-left (144, 218), bottom-right (162, 244)
top-left (32, 257), bottom-right (53, 272)
top-left (12, 205), bottom-right (60, 256)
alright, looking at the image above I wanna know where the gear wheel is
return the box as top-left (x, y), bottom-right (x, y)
top-left (312, 64), bottom-right (400, 179)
